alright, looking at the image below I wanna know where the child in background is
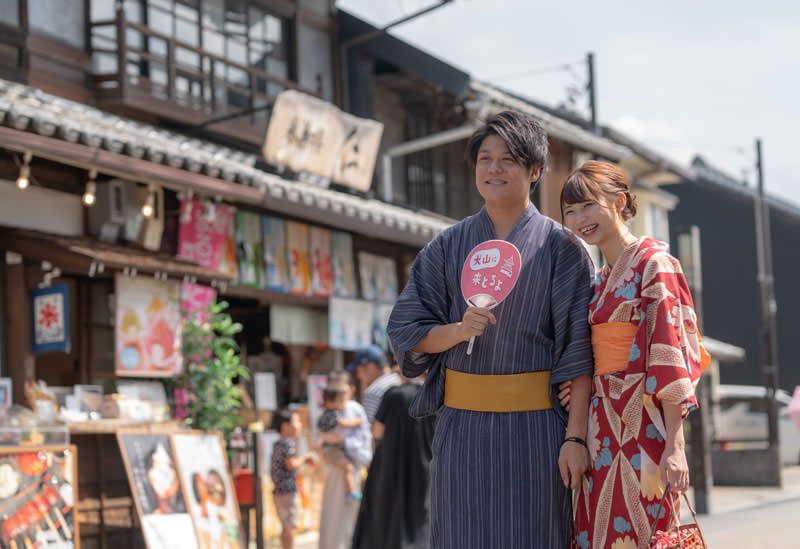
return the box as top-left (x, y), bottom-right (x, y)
top-left (271, 410), bottom-right (317, 549)
top-left (317, 373), bottom-right (372, 500)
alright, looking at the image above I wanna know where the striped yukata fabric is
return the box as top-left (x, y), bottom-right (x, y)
top-left (362, 372), bottom-right (402, 423)
top-left (388, 204), bottom-right (594, 549)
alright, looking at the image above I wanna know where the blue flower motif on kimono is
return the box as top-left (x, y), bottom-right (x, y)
top-left (647, 502), bottom-right (667, 520)
top-left (575, 531), bottom-right (589, 549)
top-left (666, 311), bottom-right (673, 325)
top-left (592, 396), bottom-right (599, 408)
top-left (646, 375), bottom-right (657, 394)
top-left (646, 424), bottom-right (664, 443)
top-left (613, 517), bottom-right (632, 534)
top-left (638, 310), bottom-right (646, 325)
top-left (629, 343), bottom-right (641, 362)
top-left (635, 273), bottom-right (642, 284)
top-left (615, 282), bottom-right (637, 300)
top-left (588, 477), bottom-right (594, 493)
top-left (630, 452), bottom-right (641, 471)
top-left (594, 437), bottom-right (613, 470)
top-left (590, 288), bottom-right (600, 304)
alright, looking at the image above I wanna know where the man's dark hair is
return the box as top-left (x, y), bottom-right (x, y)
top-left (272, 409), bottom-right (295, 433)
top-left (466, 111), bottom-right (549, 184)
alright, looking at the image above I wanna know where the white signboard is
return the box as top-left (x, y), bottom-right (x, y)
top-left (263, 90), bottom-right (384, 192)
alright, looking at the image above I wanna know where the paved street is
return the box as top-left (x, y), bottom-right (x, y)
top-left (697, 496), bottom-right (800, 547)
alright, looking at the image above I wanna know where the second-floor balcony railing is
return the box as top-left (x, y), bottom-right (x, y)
top-left (89, 9), bottom-right (319, 144)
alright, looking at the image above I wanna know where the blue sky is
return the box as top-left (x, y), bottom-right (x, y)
top-left (337, 0), bottom-right (800, 204)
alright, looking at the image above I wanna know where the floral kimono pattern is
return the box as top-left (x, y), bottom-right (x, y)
top-left (573, 237), bottom-right (706, 549)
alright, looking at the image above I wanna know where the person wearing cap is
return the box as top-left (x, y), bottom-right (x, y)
top-left (387, 111), bottom-right (594, 548)
top-left (347, 344), bottom-right (401, 423)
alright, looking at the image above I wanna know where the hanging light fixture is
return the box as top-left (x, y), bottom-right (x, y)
top-left (203, 197), bottom-right (217, 222)
top-left (82, 169), bottom-right (97, 206)
top-left (141, 185), bottom-right (155, 217)
top-left (16, 152), bottom-right (32, 190)
top-left (180, 189), bottom-right (195, 223)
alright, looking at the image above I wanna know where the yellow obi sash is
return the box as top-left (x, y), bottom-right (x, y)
top-left (443, 368), bottom-right (552, 413)
top-left (591, 322), bottom-right (639, 376)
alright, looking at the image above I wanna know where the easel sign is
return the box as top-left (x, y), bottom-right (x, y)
top-left (171, 432), bottom-right (244, 549)
top-left (117, 430), bottom-right (198, 549)
top-left (0, 445), bottom-right (78, 549)
top-left (460, 240), bottom-right (522, 355)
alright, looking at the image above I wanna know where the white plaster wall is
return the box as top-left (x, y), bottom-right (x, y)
top-left (0, 179), bottom-right (83, 236)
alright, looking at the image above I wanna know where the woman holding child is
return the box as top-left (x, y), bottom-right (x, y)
top-left (559, 161), bottom-right (709, 549)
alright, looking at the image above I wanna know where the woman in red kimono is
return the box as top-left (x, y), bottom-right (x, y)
top-left (560, 161), bottom-right (709, 549)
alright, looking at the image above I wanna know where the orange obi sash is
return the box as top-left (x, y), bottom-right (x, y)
top-left (592, 322), bottom-right (713, 377)
top-left (591, 322), bottom-right (639, 376)
top-left (443, 368), bottom-right (552, 412)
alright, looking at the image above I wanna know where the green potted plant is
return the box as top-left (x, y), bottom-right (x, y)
top-left (177, 301), bottom-right (249, 443)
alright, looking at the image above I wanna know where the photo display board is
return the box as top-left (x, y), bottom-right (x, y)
top-left (117, 431), bottom-right (199, 549)
top-left (0, 445), bottom-right (78, 549)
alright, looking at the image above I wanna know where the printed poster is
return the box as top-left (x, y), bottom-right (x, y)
top-left (309, 227), bottom-right (333, 297)
top-left (262, 216), bottom-right (289, 292)
top-left (357, 252), bottom-right (398, 303)
top-left (177, 198), bottom-right (234, 315)
top-left (0, 445), bottom-right (78, 548)
top-left (32, 284), bottom-right (70, 355)
top-left (328, 297), bottom-right (373, 350)
top-left (116, 274), bottom-right (183, 377)
top-left (372, 303), bottom-right (395, 351)
top-left (331, 231), bottom-right (357, 298)
top-left (269, 304), bottom-right (328, 346)
top-left (171, 433), bottom-right (244, 549)
top-left (286, 221), bottom-right (311, 296)
top-left (117, 432), bottom-right (199, 549)
top-left (235, 211), bottom-right (264, 288)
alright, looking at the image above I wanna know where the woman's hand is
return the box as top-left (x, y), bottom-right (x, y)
top-left (557, 380), bottom-right (572, 411)
top-left (659, 445), bottom-right (689, 493)
top-left (456, 307), bottom-right (496, 342)
top-left (558, 440), bottom-right (590, 490)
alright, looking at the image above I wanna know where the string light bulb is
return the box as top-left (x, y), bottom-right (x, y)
top-left (16, 152), bottom-right (32, 190)
top-left (142, 186), bottom-right (155, 218)
top-left (82, 169), bottom-right (97, 206)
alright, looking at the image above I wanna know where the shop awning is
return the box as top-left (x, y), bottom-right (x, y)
top-left (0, 78), bottom-right (452, 248)
top-left (0, 226), bottom-right (232, 285)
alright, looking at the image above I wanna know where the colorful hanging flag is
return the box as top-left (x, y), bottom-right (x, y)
top-left (32, 284), bottom-right (70, 354)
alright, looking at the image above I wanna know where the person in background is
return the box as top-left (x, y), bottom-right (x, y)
top-left (559, 161), bottom-right (709, 548)
top-left (271, 410), bottom-right (317, 549)
top-left (352, 369), bottom-right (435, 549)
top-left (317, 384), bottom-right (366, 500)
top-left (347, 345), bottom-right (401, 423)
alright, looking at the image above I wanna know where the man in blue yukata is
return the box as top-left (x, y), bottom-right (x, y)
top-left (388, 111), bottom-right (594, 548)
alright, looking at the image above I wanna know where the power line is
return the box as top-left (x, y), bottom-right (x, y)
top-left (487, 59), bottom-right (585, 82)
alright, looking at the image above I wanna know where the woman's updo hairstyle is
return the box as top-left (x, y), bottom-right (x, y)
top-left (560, 160), bottom-right (637, 221)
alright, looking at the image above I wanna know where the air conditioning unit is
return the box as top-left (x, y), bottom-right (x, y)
top-left (89, 179), bottom-right (164, 251)
top-left (88, 178), bottom-right (126, 242)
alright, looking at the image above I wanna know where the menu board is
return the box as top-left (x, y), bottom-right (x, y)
top-left (171, 432), bottom-right (244, 549)
top-left (0, 445), bottom-right (78, 549)
top-left (117, 432), bottom-right (198, 549)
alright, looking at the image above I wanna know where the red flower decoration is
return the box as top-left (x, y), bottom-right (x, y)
top-left (38, 302), bottom-right (59, 328)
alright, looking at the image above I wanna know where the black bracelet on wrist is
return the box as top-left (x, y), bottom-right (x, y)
top-left (563, 436), bottom-right (588, 449)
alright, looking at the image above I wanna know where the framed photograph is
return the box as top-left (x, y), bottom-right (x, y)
top-left (0, 378), bottom-right (11, 408)
top-left (0, 445), bottom-right (79, 548)
top-left (117, 431), bottom-right (199, 549)
top-left (171, 432), bottom-right (244, 549)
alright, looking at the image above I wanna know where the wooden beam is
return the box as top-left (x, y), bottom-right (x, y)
top-left (5, 262), bottom-right (34, 405)
top-left (0, 126), bottom-right (264, 205)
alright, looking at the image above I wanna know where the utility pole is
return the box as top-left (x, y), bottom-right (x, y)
top-left (678, 226), bottom-right (712, 514)
top-left (586, 52), bottom-right (598, 133)
top-left (753, 138), bottom-right (781, 459)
